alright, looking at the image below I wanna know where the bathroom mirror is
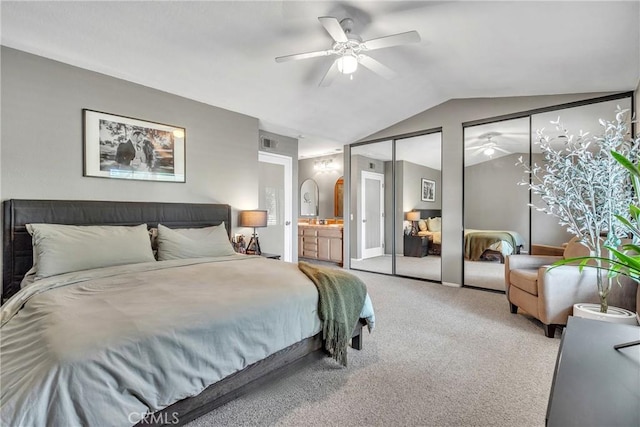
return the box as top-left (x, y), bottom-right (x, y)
top-left (300, 178), bottom-right (319, 217)
top-left (334, 177), bottom-right (344, 218)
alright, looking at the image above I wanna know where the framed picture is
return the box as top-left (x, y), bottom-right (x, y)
top-left (421, 178), bottom-right (435, 202)
top-left (83, 109), bottom-right (186, 182)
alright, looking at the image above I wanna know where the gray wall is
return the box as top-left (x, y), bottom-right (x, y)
top-left (1, 47), bottom-right (260, 233)
top-left (363, 92), bottom-right (618, 286)
top-left (298, 153), bottom-right (343, 219)
top-left (464, 154), bottom-right (529, 247)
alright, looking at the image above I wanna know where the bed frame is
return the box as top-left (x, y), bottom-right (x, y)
top-left (2, 199), bottom-right (366, 426)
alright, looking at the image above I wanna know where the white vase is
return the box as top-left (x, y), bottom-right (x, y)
top-left (572, 303), bottom-right (639, 326)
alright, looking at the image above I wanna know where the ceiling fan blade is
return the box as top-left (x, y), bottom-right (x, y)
top-left (362, 30), bottom-right (421, 51)
top-left (358, 55), bottom-right (396, 79)
top-left (319, 60), bottom-right (340, 87)
top-left (275, 49), bottom-right (333, 63)
top-left (318, 16), bottom-right (348, 43)
top-left (494, 147), bottom-right (510, 154)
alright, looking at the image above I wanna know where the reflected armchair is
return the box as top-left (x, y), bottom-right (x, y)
top-left (505, 238), bottom-right (638, 337)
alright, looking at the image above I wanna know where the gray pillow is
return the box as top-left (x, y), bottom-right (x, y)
top-left (157, 223), bottom-right (235, 261)
top-left (26, 223), bottom-right (156, 279)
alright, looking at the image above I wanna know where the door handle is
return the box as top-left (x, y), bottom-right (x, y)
top-left (362, 219), bottom-right (367, 223)
top-left (285, 221), bottom-right (291, 225)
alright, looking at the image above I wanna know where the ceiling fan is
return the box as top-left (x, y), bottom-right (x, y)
top-left (465, 136), bottom-right (510, 157)
top-left (275, 16), bottom-right (420, 86)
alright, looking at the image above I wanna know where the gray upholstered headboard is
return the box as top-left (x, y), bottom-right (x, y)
top-left (2, 199), bottom-right (232, 302)
top-left (415, 209), bottom-right (442, 219)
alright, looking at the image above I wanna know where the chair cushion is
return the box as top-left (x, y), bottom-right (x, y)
top-left (510, 268), bottom-right (539, 296)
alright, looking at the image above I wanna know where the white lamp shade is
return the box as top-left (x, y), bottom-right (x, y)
top-left (337, 54), bottom-right (358, 74)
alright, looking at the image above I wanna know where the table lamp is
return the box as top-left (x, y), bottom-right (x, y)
top-left (239, 210), bottom-right (268, 255)
top-left (406, 211), bottom-right (420, 235)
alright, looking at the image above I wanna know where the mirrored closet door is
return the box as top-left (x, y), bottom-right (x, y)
top-left (349, 140), bottom-right (393, 275)
top-left (463, 117), bottom-right (530, 291)
top-left (395, 132), bottom-right (442, 281)
top-left (462, 94), bottom-right (633, 292)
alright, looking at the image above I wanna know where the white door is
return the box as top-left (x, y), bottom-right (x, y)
top-left (258, 152), bottom-right (292, 262)
top-left (361, 171), bottom-right (384, 259)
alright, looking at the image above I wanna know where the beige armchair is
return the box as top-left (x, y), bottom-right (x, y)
top-left (505, 239), bottom-right (639, 337)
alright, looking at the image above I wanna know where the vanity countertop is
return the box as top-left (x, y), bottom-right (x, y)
top-left (298, 223), bottom-right (343, 228)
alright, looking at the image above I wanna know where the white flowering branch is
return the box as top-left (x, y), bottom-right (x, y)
top-left (517, 108), bottom-right (640, 312)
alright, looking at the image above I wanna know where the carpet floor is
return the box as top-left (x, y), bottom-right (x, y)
top-left (186, 269), bottom-right (560, 427)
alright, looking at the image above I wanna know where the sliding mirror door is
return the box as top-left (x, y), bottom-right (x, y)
top-left (350, 140), bottom-right (393, 274)
top-left (395, 132), bottom-right (442, 281)
top-left (530, 97), bottom-right (633, 248)
top-left (463, 117), bottom-right (530, 290)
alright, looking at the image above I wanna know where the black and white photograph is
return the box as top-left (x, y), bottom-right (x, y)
top-left (83, 109), bottom-right (185, 182)
top-left (421, 178), bottom-right (435, 202)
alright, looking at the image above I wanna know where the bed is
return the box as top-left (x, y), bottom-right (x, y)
top-left (1, 199), bottom-right (374, 426)
top-left (464, 229), bottom-right (525, 263)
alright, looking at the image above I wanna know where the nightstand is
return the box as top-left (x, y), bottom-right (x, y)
top-left (259, 253), bottom-right (281, 260)
top-left (403, 235), bottom-right (429, 257)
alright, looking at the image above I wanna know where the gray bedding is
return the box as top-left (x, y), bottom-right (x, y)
top-left (1, 255), bottom-right (328, 426)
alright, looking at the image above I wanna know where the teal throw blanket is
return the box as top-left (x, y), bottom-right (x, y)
top-left (298, 261), bottom-right (366, 367)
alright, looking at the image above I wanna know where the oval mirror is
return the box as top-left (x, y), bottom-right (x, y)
top-left (300, 179), bottom-right (319, 217)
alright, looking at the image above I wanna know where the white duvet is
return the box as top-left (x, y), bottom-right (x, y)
top-left (0, 256), bottom-right (374, 427)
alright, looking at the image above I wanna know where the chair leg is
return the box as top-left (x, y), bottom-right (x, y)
top-left (543, 324), bottom-right (556, 338)
top-left (509, 302), bottom-right (518, 314)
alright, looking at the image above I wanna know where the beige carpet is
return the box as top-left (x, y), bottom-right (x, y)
top-left (186, 269), bottom-right (559, 427)
top-left (350, 256), bottom-right (506, 291)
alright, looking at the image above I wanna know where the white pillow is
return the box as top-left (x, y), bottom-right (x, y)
top-left (156, 223), bottom-right (235, 261)
top-left (427, 217), bottom-right (441, 232)
top-left (26, 223), bottom-right (155, 279)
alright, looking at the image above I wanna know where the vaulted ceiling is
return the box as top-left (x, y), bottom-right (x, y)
top-left (2, 1), bottom-right (638, 158)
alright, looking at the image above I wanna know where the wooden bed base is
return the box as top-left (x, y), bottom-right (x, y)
top-left (2, 199), bottom-right (367, 426)
top-left (137, 319), bottom-right (367, 426)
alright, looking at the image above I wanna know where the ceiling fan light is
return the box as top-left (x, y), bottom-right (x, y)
top-left (337, 54), bottom-right (358, 74)
top-left (483, 147), bottom-right (495, 156)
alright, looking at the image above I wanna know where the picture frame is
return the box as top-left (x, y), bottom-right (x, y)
top-left (83, 109), bottom-right (186, 182)
top-left (421, 178), bottom-right (436, 202)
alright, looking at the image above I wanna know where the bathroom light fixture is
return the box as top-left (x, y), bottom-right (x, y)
top-left (314, 159), bottom-right (336, 171)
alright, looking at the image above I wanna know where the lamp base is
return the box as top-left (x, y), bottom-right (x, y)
top-left (246, 233), bottom-right (262, 255)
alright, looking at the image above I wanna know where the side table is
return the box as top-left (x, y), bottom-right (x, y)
top-left (403, 235), bottom-right (429, 257)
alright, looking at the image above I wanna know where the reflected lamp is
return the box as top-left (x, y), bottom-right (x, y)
top-left (239, 210), bottom-right (268, 255)
top-left (406, 211), bottom-right (420, 236)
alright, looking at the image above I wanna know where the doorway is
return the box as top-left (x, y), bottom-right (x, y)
top-left (258, 152), bottom-right (292, 261)
top-left (361, 171), bottom-right (384, 259)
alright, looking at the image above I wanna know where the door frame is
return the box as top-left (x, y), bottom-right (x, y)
top-left (258, 151), bottom-right (292, 262)
top-left (360, 170), bottom-right (384, 259)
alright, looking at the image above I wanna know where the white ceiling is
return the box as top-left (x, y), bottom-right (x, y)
top-left (2, 1), bottom-right (638, 159)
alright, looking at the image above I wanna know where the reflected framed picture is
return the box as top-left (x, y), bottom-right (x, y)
top-left (421, 178), bottom-right (435, 202)
top-left (83, 109), bottom-right (186, 182)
